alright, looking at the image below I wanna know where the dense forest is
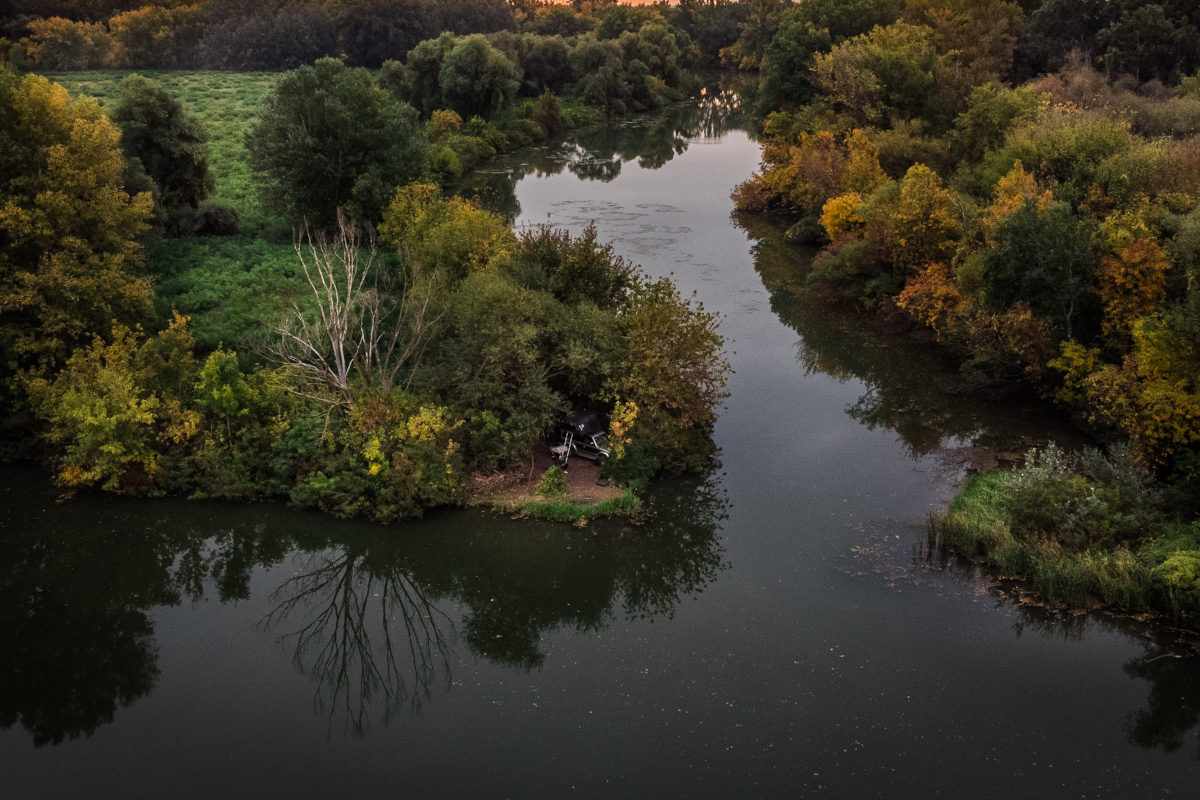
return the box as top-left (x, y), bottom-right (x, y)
top-left (0, 1), bottom-right (742, 523)
top-left (0, 1), bottom-right (750, 70)
top-left (729, 0), bottom-right (1200, 623)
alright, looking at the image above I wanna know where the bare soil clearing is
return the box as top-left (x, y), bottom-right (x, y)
top-left (469, 447), bottom-right (624, 509)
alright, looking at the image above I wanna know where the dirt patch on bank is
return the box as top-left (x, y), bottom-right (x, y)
top-left (469, 446), bottom-right (624, 509)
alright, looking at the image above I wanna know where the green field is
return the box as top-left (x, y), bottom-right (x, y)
top-left (49, 70), bottom-right (279, 229)
top-left (49, 71), bottom-right (299, 352)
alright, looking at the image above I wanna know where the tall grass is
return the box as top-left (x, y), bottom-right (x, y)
top-left (149, 235), bottom-right (303, 352)
top-left (518, 488), bottom-right (640, 523)
top-left (936, 445), bottom-right (1200, 620)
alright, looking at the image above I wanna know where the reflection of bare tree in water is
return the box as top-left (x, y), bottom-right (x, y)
top-left (259, 549), bottom-right (454, 735)
top-left (1, 457), bottom-right (727, 742)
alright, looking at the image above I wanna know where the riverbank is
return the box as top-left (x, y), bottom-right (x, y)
top-left (468, 448), bottom-right (637, 524)
top-left (933, 443), bottom-right (1200, 628)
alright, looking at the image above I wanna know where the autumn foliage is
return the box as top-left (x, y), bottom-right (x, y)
top-left (736, 1), bottom-right (1200, 487)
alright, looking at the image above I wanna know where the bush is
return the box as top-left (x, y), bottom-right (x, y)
top-left (1153, 550), bottom-right (1200, 621)
top-left (532, 89), bottom-right (565, 137)
top-left (196, 203), bottom-right (240, 236)
top-left (937, 444), bottom-right (1183, 616)
top-left (601, 441), bottom-right (659, 490)
top-left (533, 465), bottom-right (569, 497)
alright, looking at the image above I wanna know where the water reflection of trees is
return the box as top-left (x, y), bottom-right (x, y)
top-left (746, 203), bottom-right (1200, 756)
top-left (459, 86), bottom-right (747, 221)
top-left (1015, 608), bottom-right (1200, 759)
top-left (734, 210), bottom-right (1078, 459)
top-left (1124, 646), bottom-right (1200, 758)
top-left (0, 465), bottom-right (726, 742)
top-left (0, 485), bottom-right (178, 746)
top-left (918, 543), bottom-right (1200, 759)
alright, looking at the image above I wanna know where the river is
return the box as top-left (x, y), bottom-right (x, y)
top-left (2, 93), bottom-right (1199, 798)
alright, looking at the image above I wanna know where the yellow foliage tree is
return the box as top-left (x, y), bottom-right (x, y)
top-left (380, 183), bottom-right (515, 280)
top-left (758, 131), bottom-right (847, 216)
top-left (842, 129), bottom-right (888, 195)
top-left (1098, 238), bottom-right (1170, 340)
top-left (26, 314), bottom-right (201, 494)
top-left (820, 192), bottom-right (864, 242)
top-left (896, 261), bottom-right (968, 338)
top-left (1052, 311), bottom-right (1200, 467)
top-left (889, 164), bottom-right (962, 274)
top-left (983, 160), bottom-right (1052, 243)
top-left (22, 17), bottom-right (112, 70)
top-left (0, 72), bottom-right (154, 405)
top-left (608, 399), bottom-right (639, 461)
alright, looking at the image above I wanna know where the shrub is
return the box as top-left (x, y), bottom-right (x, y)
top-left (1153, 550), bottom-right (1200, 621)
top-left (602, 442), bottom-right (659, 490)
top-left (533, 465), bottom-right (569, 497)
top-left (196, 203), bottom-right (240, 236)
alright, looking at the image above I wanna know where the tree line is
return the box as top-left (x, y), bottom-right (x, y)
top-left (735, 0), bottom-right (1200, 622)
top-left (1, 0), bottom-right (753, 72)
top-left (724, 0), bottom-right (1200, 92)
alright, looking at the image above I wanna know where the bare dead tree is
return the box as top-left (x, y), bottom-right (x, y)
top-left (269, 213), bottom-right (446, 403)
top-left (357, 254), bottom-right (446, 393)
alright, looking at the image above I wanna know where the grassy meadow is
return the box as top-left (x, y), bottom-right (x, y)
top-left (49, 70), bottom-right (276, 226)
top-left (50, 70), bottom-right (301, 354)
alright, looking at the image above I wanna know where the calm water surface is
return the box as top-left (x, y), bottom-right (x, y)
top-left (3, 94), bottom-right (1199, 798)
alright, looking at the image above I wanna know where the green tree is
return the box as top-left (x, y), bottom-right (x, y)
top-left (570, 38), bottom-right (631, 114)
top-left (760, 0), bottom-right (904, 111)
top-left (1019, 0), bottom-right (1117, 77)
top-left (904, 0), bottom-right (1024, 111)
top-left (200, 0), bottom-right (338, 71)
top-left (0, 71), bottom-right (153, 410)
top-left (722, 0), bottom-right (791, 70)
top-left (525, 5), bottom-right (594, 37)
top-left (812, 22), bottom-right (941, 127)
top-left (402, 32), bottom-right (457, 115)
top-left (607, 276), bottom-right (729, 472)
top-left (246, 58), bottom-right (427, 226)
top-left (508, 223), bottom-right (634, 311)
top-left (437, 33), bottom-right (521, 121)
top-left (112, 75), bottom-right (214, 235)
top-left (670, 0), bottom-right (747, 67)
top-left (519, 34), bottom-right (575, 94)
top-left (951, 83), bottom-right (1046, 163)
top-left (983, 200), bottom-right (1099, 340)
top-left (1096, 2), bottom-right (1200, 84)
top-left (26, 314), bottom-right (200, 494)
top-left (331, 0), bottom-right (439, 69)
top-left (426, 269), bottom-right (565, 467)
top-left (620, 22), bottom-right (684, 86)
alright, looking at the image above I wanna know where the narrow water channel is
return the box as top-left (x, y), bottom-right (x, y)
top-left (2, 94), bottom-right (1199, 798)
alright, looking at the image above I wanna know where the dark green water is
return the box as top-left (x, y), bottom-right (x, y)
top-left (3, 94), bottom-right (1199, 798)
